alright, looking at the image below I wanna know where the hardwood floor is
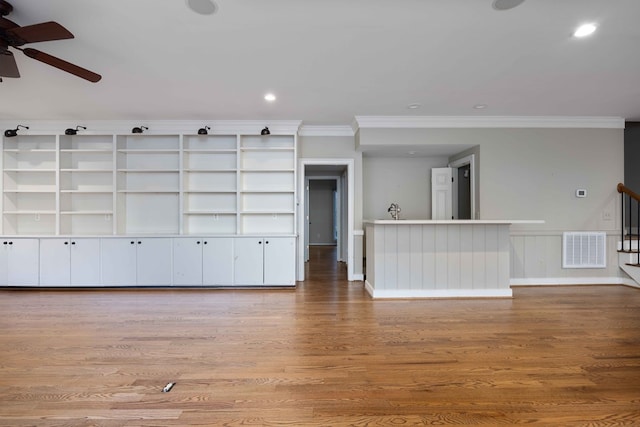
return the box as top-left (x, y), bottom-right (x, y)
top-left (1, 245), bottom-right (640, 426)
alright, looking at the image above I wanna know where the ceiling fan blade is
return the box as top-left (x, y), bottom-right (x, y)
top-left (0, 50), bottom-right (19, 77)
top-left (7, 21), bottom-right (73, 45)
top-left (22, 48), bottom-right (101, 82)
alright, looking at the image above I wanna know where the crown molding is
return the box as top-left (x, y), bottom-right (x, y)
top-left (0, 120), bottom-right (302, 135)
top-left (298, 125), bottom-right (354, 137)
top-left (353, 116), bottom-right (626, 130)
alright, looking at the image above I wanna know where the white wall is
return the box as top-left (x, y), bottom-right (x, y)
top-left (358, 126), bottom-right (626, 283)
top-left (363, 156), bottom-right (448, 220)
top-left (359, 127), bottom-right (624, 232)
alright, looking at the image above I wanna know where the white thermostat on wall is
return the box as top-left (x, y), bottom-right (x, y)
top-left (576, 189), bottom-right (587, 198)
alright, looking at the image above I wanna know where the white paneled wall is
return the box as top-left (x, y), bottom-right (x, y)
top-left (365, 222), bottom-right (511, 298)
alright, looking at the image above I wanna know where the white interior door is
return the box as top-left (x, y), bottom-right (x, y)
top-left (431, 168), bottom-right (453, 220)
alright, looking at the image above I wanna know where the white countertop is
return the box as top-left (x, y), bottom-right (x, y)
top-left (364, 219), bottom-right (544, 225)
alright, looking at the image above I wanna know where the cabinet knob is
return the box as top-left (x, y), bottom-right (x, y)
top-left (204, 241), bottom-right (208, 245)
top-left (64, 241), bottom-right (68, 245)
top-left (265, 241), bottom-right (269, 244)
top-left (137, 241), bottom-right (142, 245)
top-left (197, 241), bottom-right (201, 245)
top-left (258, 241), bottom-right (262, 244)
top-left (71, 242), bottom-right (76, 245)
top-left (3, 242), bottom-right (7, 245)
top-left (8, 241), bottom-right (12, 245)
top-left (130, 241), bottom-right (135, 244)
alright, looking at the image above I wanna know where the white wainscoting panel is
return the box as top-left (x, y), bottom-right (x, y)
top-left (365, 222), bottom-right (512, 298)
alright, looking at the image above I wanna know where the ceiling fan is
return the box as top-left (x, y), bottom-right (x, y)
top-left (0, 0), bottom-right (101, 82)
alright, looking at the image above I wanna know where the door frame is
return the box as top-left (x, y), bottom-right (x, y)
top-left (298, 158), bottom-right (354, 281)
top-left (448, 154), bottom-right (476, 219)
top-left (306, 176), bottom-right (342, 258)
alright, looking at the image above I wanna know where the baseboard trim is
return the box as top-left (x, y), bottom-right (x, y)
top-left (364, 281), bottom-right (512, 299)
top-left (364, 280), bottom-right (375, 297)
top-left (351, 274), bottom-right (364, 282)
top-left (511, 277), bottom-right (630, 286)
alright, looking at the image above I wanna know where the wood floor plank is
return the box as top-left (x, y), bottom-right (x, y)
top-left (1, 246), bottom-right (640, 425)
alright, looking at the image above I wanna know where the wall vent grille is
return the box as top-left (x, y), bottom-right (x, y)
top-left (562, 232), bottom-right (606, 269)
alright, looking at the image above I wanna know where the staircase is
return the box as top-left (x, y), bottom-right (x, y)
top-left (618, 238), bottom-right (640, 284)
top-left (617, 183), bottom-right (640, 286)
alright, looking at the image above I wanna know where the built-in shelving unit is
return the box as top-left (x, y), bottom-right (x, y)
top-left (1, 131), bottom-right (297, 237)
top-left (1, 124), bottom-right (299, 287)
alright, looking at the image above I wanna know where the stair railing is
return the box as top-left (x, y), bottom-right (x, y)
top-left (617, 183), bottom-right (640, 264)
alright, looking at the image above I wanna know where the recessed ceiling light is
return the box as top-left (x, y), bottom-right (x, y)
top-left (492, 0), bottom-right (526, 11)
top-left (574, 23), bottom-right (597, 38)
top-left (186, 0), bottom-right (217, 15)
top-left (473, 104), bottom-right (488, 109)
top-left (408, 151), bottom-right (417, 155)
top-left (264, 93), bottom-right (276, 102)
top-left (407, 103), bottom-right (421, 110)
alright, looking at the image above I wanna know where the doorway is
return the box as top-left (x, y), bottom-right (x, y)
top-left (298, 159), bottom-right (354, 282)
top-left (449, 154), bottom-right (476, 220)
top-left (308, 178), bottom-right (338, 248)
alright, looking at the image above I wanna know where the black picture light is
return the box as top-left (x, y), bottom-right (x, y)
top-left (65, 126), bottom-right (86, 135)
top-left (4, 125), bottom-right (28, 137)
top-left (132, 126), bottom-right (148, 134)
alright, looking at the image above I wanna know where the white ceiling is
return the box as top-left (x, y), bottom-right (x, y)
top-left (2, 0), bottom-right (640, 127)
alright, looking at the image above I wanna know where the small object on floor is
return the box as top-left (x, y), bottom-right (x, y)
top-left (162, 382), bottom-right (175, 393)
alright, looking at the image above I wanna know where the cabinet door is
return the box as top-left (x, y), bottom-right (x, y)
top-left (263, 237), bottom-right (295, 286)
top-left (39, 239), bottom-right (71, 286)
top-left (136, 238), bottom-right (172, 286)
top-left (173, 238), bottom-right (203, 286)
top-left (101, 239), bottom-right (137, 286)
top-left (6, 239), bottom-right (39, 286)
top-left (70, 238), bottom-right (101, 286)
top-left (203, 238), bottom-right (234, 285)
top-left (0, 243), bottom-right (7, 286)
top-left (234, 238), bottom-right (264, 286)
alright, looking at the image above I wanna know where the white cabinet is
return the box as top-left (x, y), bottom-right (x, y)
top-left (173, 237), bottom-right (234, 286)
top-left (263, 237), bottom-right (296, 285)
top-left (101, 238), bottom-right (172, 286)
top-left (234, 238), bottom-right (264, 285)
top-left (173, 238), bottom-right (203, 285)
top-left (203, 238), bottom-right (234, 285)
top-left (234, 237), bottom-right (295, 286)
top-left (0, 238), bottom-right (39, 286)
top-left (39, 238), bottom-right (101, 286)
top-left (100, 238), bottom-right (136, 285)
